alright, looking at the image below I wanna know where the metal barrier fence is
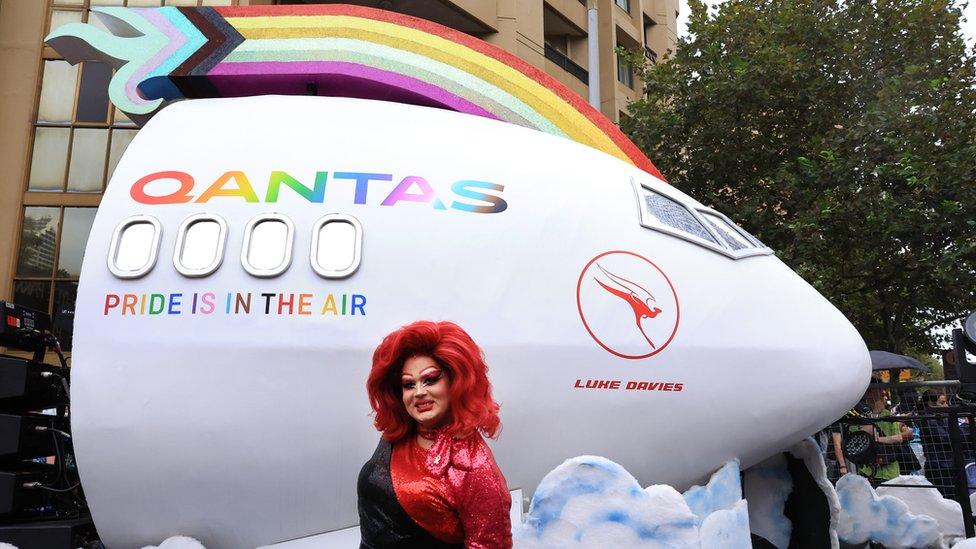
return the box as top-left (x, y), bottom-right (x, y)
top-left (819, 380), bottom-right (976, 537)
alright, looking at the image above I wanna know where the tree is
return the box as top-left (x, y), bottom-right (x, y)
top-left (623, 0), bottom-right (976, 353)
top-left (907, 350), bottom-right (944, 380)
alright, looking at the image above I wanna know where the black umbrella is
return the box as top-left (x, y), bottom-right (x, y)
top-left (869, 350), bottom-right (930, 373)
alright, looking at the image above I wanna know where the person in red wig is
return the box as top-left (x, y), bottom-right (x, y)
top-left (358, 320), bottom-right (512, 548)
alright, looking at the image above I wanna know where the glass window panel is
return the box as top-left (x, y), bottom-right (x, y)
top-left (13, 281), bottom-right (52, 316)
top-left (106, 129), bottom-right (137, 181)
top-left (91, 0), bottom-right (125, 5)
top-left (126, 0), bottom-right (162, 5)
top-left (57, 208), bottom-right (97, 278)
top-left (726, 218), bottom-right (763, 247)
top-left (201, 0), bottom-right (233, 5)
top-left (701, 212), bottom-right (752, 251)
top-left (17, 207), bottom-right (61, 278)
top-left (179, 219), bottom-right (222, 270)
top-left (112, 106), bottom-right (136, 126)
top-left (643, 191), bottom-right (718, 243)
top-left (37, 61), bottom-right (78, 124)
top-left (75, 62), bottom-right (112, 123)
top-left (28, 127), bottom-right (70, 191)
top-left (67, 128), bottom-right (109, 192)
top-left (52, 282), bottom-right (79, 351)
top-left (617, 53), bottom-right (633, 88)
top-left (165, 0), bottom-right (199, 5)
top-left (114, 222), bottom-right (157, 272)
top-left (315, 221), bottom-right (357, 272)
top-left (55, 0), bottom-right (85, 5)
top-left (246, 220), bottom-right (288, 271)
top-left (49, 10), bottom-right (83, 34)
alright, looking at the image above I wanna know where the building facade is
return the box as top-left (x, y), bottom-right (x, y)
top-left (0, 0), bottom-right (677, 352)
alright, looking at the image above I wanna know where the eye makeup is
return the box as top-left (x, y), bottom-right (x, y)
top-left (401, 368), bottom-right (444, 391)
top-left (420, 369), bottom-right (442, 386)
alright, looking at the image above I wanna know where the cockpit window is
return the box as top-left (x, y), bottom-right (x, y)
top-left (174, 214), bottom-right (227, 277)
top-left (241, 213), bottom-right (294, 278)
top-left (311, 214), bottom-right (363, 279)
top-left (633, 179), bottom-right (772, 259)
top-left (640, 188), bottom-right (719, 244)
top-left (108, 215), bottom-right (161, 279)
top-left (699, 211), bottom-right (752, 251)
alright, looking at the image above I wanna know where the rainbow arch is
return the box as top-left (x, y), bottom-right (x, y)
top-left (45, 4), bottom-right (663, 179)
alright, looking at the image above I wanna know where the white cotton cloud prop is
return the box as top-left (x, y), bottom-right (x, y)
top-left (683, 459), bottom-right (742, 524)
top-left (140, 536), bottom-right (207, 549)
top-left (514, 456), bottom-right (753, 548)
top-left (699, 499), bottom-right (752, 549)
top-left (788, 437), bottom-right (841, 547)
top-left (0, 543), bottom-right (17, 549)
top-left (513, 456), bottom-right (699, 548)
top-left (740, 438), bottom-right (842, 549)
top-left (836, 473), bottom-right (942, 548)
top-left (742, 453), bottom-right (793, 548)
top-left (878, 475), bottom-right (965, 545)
top-left (953, 538), bottom-right (976, 548)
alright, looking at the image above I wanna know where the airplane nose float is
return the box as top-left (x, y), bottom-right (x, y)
top-left (43, 5), bottom-right (871, 548)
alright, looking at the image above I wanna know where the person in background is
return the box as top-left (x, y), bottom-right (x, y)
top-left (908, 418), bottom-right (926, 476)
top-left (858, 387), bottom-right (913, 486)
top-left (919, 389), bottom-right (968, 499)
top-left (823, 398), bottom-right (873, 480)
top-left (822, 420), bottom-right (849, 478)
top-left (892, 391), bottom-right (925, 475)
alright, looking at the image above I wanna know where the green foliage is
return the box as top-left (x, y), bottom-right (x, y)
top-left (624, 0), bottom-right (976, 353)
top-left (905, 350), bottom-right (945, 380)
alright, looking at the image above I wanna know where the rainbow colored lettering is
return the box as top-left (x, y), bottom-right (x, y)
top-left (103, 292), bottom-right (366, 317)
top-left (131, 170), bottom-right (506, 214)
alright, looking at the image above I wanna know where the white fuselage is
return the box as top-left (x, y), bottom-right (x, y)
top-left (71, 96), bottom-right (870, 548)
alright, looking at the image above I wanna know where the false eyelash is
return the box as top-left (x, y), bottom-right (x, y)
top-left (422, 374), bottom-right (442, 384)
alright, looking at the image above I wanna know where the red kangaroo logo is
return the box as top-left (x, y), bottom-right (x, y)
top-left (593, 263), bottom-right (663, 349)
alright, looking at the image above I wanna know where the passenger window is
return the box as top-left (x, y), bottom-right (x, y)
top-left (641, 189), bottom-right (718, 244)
top-left (241, 214), bottom-right (294, 277)
top-left (174, 214), bottom-right (227, 277)
top-left (108, 215), bottom-right (161, 279)
top-left (699, 211), bottom-right (753, 251)
top-left (311, 214), bottom-right (363, 279)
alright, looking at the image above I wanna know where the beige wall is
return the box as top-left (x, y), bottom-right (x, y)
top-left (467, 0), bottom-right (679, 122)
top-left (485, 0), bottom-right (516, 51)
top-left (515, 0), bottom-right (546, 68)
top-left (449, 0), bottom-right (500, 32)
top-left (545, 58), bottom-right (589, 97)
top-left (0, 0), bottom-right (47, 302)
top-left (644, 0), bottom-right (679, 61)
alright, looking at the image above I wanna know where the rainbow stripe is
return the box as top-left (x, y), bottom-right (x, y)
top-left (45, 4), bottom-right (663, 179)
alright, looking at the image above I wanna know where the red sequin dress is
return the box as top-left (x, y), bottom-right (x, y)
top-left (389, 429), bottom-right (512, 548)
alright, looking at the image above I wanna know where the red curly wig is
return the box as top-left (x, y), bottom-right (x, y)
top-left (367, 320), bottom-right (501, 443)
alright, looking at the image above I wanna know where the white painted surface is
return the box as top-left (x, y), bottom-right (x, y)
top-left (71, 96), bottom-right (870, 548)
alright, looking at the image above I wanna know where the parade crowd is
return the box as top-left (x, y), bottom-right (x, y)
top-left (821, 385), bottom-right (975, 500)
